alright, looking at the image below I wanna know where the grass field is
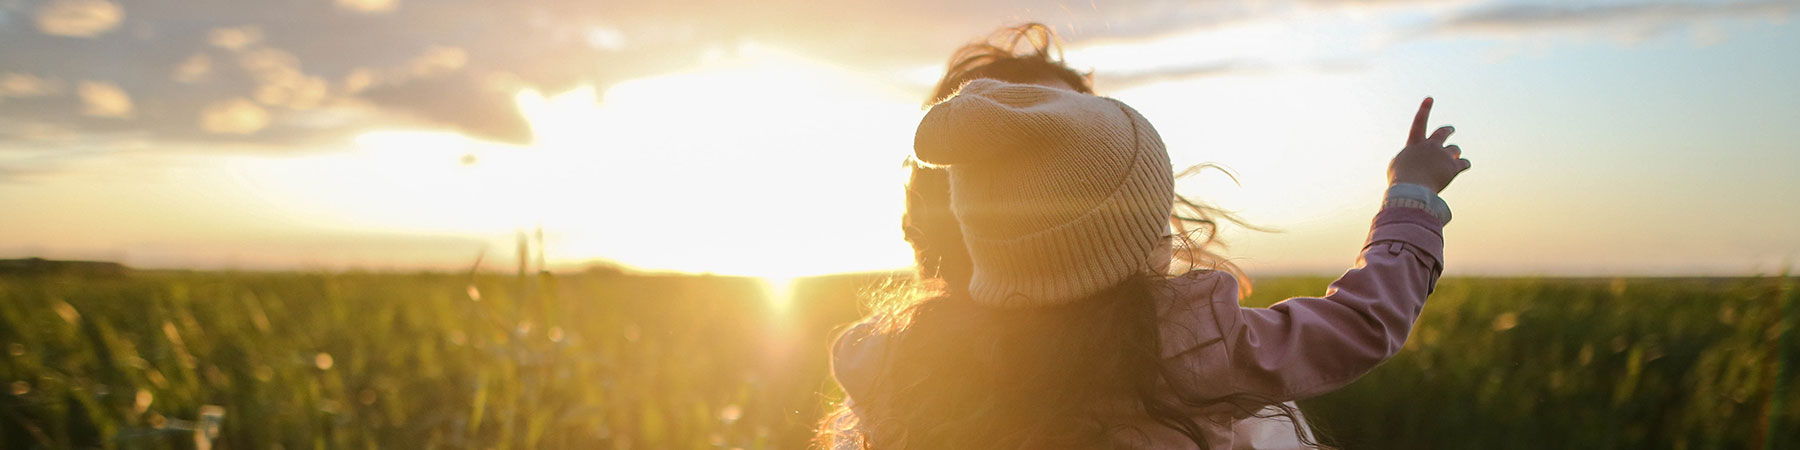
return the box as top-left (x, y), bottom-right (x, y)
top-left (2, 270), bottom-right (1795, 449)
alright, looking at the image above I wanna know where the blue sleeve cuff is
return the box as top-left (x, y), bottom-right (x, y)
top-left (1384, 183), bottom-right (1452, 225)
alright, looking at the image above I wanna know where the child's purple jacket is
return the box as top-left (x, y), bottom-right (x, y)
top-left (830, 206), bottom-right (1447, 449)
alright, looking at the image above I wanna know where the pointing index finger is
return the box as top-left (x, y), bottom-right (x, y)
top-left (1409, 97), bottom-right (1433, 145)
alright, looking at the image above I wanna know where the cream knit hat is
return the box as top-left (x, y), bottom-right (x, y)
top-left (913, 79), bottom-right (1174, 307)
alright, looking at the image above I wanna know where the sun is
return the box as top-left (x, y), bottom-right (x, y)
top-left (510, 43), bottom-right (921, 279)
top-left (758, 274), bottom-right (801, 311)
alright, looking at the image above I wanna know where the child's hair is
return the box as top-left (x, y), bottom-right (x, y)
top-left (816, 24), bottom-right (1308, 450)
top-left (927, 23), bottom-right (1094, 104)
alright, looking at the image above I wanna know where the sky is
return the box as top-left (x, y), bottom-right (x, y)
top-left (0, 0), bottom-right (1796, 278)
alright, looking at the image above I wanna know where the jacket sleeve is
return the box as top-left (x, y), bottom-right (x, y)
top-left (1211, 205), bottom-right (1446, 401)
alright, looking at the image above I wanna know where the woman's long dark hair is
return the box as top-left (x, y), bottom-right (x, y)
top-left (817, 23), bottom-right (1314, 449)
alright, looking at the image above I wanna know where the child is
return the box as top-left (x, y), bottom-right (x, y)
top-left (899, 23), bottom-right (1318, 448)
top-left (821, 79), bottom-right (1465, 449)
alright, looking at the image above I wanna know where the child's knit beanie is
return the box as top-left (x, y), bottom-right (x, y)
top-left (913, 79), bottom-right (1174, 307)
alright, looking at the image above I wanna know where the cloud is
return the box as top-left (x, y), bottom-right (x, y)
top-left (235, 47), bottom-right (331, 110)
top-left (208, 26), bottom-right (263, 51)
top-left (0, 121), bottom-right (70, 143)
top-left (0, 164), bottom-right (61, 183)
top-left (1098, 60), bottom-right (1274, 88)
top-left (33, 0), bottom-right (122, 38)
top-left (405, 46), bottom-right (467, 77)
top-left (253, 75), bottom-right (329, 110)
top-left (1434, 1), bottom-right (1797, 37)
top-left (341, 68), bottom-right (377, 94)
top-left (172, 53), bottom-right (211, 83)
top-left (0, 73), bottom-right (63, 100)
top-left (336, 0), bottom-right (399, 15)
top-left (359, 72), bottom-right (532, 144)
top-left (199, 98), bottom-right (271, 135)
top-left (237, 47), bottom-right (301, 82)
top-left (76, 81), bottom-right (132, 118)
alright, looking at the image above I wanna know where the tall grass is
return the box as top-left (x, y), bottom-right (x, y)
top-left (1246, 276), bottom-right (1800, 449)
top-left (1, 272), bottom-right (1794, 448)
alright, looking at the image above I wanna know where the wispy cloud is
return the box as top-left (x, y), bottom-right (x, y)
top-left (76, 80), bottom-right (131, 118)
top-left (0, 72), bottom-right (63, 99)
top-left (0, 165), bottom-right (54, 183)
top-left (335, 0), bottom-right (398, 15)
top-left (1433, 0), bottom-right (1797, 37)
top-left (32, 0), bottom-right (121, 38)
top-left (171, 53), bottom-right (211, 83)
top-left (1098, 60), bottom-right (1272, 89)
top-left (207, 26), bottom-right (262, 51)
top-left (197, 98), bottom-right (270, 135)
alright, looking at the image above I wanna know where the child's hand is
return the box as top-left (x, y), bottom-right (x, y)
top-left (1388, 97), bottom-right (1470, 193)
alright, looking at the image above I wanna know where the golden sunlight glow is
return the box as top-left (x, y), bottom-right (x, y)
top-left (509, 43), bottom-right (923, 278)
top-left (219, 34), bottom-right (1394, 278)
top-left (236, 43), bottom-right (923, 278)
top-left (759, 275), bottom-right (800, 311)
top-left (229, 129), bottom-right (538, 235)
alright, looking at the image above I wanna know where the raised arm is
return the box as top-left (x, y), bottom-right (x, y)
top-left (1211, 98), bottom-right (1471, 401)
top-left (1213, 205), bottom-right (1444, 401)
